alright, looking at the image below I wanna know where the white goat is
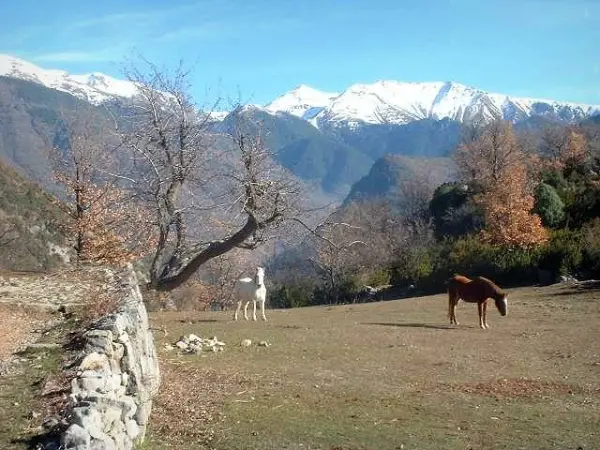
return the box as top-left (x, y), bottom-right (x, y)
top-left (234, 267), bottom-right (267, 321)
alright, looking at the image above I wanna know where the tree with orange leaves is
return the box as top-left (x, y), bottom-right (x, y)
top-left (454, 120), bottom-right (548, 248)
top-left (51, 107), bottom-right (155, 266)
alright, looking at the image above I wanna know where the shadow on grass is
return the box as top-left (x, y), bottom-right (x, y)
top-left (11, 429), bottom-right (62, 450)
top-left (363, 322), bottom-right (460, 330)
top-left (553, 280), bottom-right (600, 297)
top-left (178, 319), bottom-right (219, 324)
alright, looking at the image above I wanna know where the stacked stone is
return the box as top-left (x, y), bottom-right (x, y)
top-left (61, 267), bottom-right (160, 450)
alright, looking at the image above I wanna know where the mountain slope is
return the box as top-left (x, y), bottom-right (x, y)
top-left (344, 154), bottom-right (456, 213)
top-left (0, 75), bottom-right (116, 185)
top-left (217, 106), bottom-right (373, 196)
top-left (324, 117), bottom-right (463, 161)
top-left (0, 158), bottom-right (70, 271)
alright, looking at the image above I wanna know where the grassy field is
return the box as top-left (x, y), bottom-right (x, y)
top-left (147, 283), bottom-right (600, 450)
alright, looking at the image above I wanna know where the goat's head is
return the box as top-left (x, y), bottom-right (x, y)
top-left (255, 266), bottom-right (266, 285)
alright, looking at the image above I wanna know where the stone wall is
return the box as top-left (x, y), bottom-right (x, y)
top-left (61, 266), bottom-right (160, 450)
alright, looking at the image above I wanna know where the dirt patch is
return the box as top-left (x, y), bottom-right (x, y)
top-left (454, 378), bottom-right (581, 399)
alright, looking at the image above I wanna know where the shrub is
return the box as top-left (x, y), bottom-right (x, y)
top-left (581, 219), bottom-right (600, 278)
top-left (420, 236), bottom-right (543, 290)
top-left (391, 246), bottom-right (434, 286)
top-left (538, 229), bottom-right (583, 277)
top-left (534, 183), bottom-right (565, 228)
top-left (270, 283), bottom-right (313, 309)
top-left (364, 268), bottom-right (392, 287)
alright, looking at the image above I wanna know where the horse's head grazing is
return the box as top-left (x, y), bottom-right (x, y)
top-left (494, 293), bottom-right (508, 316)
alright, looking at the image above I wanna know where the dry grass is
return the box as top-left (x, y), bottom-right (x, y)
top-left (146, 283), bottom-right (600, 450)
top-left (0, 305), bottom-right (49, 361)
top-left (79, 286), bottom-right (121, 325)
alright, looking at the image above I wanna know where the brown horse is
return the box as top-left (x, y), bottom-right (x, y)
top-left (447, 275), bottom-right (508, 329)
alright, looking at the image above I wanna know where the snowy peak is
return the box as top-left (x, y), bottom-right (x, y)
top-left (266, 84), bottom-right (339, 120)
top-left (314, 79), bottom-right (600, 127)
top-left (0, 54), bottom-right (139, 104)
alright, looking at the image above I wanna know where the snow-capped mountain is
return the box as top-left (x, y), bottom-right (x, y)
top-left (0, 54), bottom-right (139, 104)
top-left (2, 54), bottom-right (598, 127)
top-left (265, 84), bottom-right (339, 120)
top-left (268, 80), bottom-right (600, 128)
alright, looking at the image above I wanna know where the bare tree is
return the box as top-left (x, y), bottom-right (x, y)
top-left (118, 61), bottom-right (305, 292)
top-left (308, 219), bottom-right (366, 304)
top-left (454, 120), bottom-right (532, 188)
top-left (303, 199), bottom-right (409, 302)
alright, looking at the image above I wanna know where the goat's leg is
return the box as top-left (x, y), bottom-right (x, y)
top-left (483, 301), bottom-right (489, 329)
top-left (234, 301), bottom-right (242, 321)
top-left (260, 299), bottom-right (267, 321)
top-left (252, 300), bottom-right (257, 321)
top-left (243, 301), bottom-right (250, 320)
top-left (478, 302), bottom-right (485, 329)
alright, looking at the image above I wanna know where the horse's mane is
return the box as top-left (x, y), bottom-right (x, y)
top-left (449, 274), bottom-right (472, 284)
top-left (475, 276), bottom-right (505, 295)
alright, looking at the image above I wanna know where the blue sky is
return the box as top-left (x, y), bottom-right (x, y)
top-left (1, 0), bottom-right (598, 108)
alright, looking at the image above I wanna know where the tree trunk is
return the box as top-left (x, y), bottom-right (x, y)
top-left (151, 215), bottom-right (259, 291)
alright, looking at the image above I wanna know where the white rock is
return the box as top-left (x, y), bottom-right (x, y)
top-left (61, 423), bottom-right (91, 448)
top-left (79, 353), bottom-right (111, 372)
top-left (125, 419), bottom-right (140, 439)
top-left (241, 339), bottom-right (252, 347)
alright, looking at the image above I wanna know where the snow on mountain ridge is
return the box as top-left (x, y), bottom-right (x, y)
top-left (313, 79), bottom-right (600, 127)
top-left (267, 79), bottom-right (600, 127)
top-left (265, 84), bottom-right (339, 120)
top-left (0, 54), bottom-right (139, 104)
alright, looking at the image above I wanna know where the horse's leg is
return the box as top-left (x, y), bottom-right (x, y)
top-left (482, 300), bottom-right (489, 329)
top-left (252, 299), bottom-right (257, 321)
top-left (260, 299), bottom-right (267, 321)
top-left (453, 299), bottom-right (460, 325)
top-left (477, 302), bottom-right (485, 329)
top-left (449, 293), bottom-right (459, 325)
top-left (234, 300), bottom-right (241, 321)
top-left (449, 291), bottom-right (458, 325)
top-left (244, 301), bottom-right (250, 320)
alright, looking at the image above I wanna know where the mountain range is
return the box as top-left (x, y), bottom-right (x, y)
top-left (265, 81), bottom-right (600, 129)
top-left (3, 54), bottom-right (598, 127)
top-left (1, 53), bottom-right (599, 202)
